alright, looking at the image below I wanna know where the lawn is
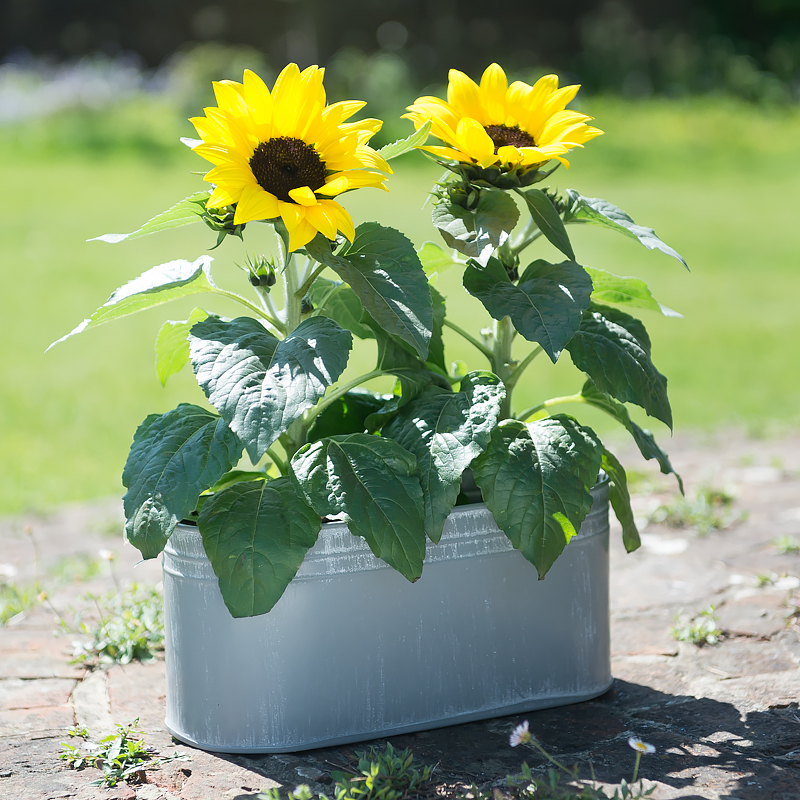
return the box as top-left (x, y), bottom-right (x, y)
top-left (2, 97), bottom-right (799, 514)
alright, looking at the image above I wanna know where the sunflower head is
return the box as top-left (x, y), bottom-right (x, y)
top-left (404, 64), bottom-right (602, 185)
top-left (190, 64), bottom-right (391, 251)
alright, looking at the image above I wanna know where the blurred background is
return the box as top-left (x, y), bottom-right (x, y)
top-left (2, 0), bottom-right (799, 514)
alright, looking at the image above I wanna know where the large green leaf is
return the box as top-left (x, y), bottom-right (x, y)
top-left (155, 308), bottom-right (209, 386)
top-left (564, 190), bottom-right (688, 269)
top-left (377, 120), bottom-right (432, 160)
top-left (471, 416), bottom-right (602, 578)
top-left (463, 256), bottom-right (591, 362)
top-left (383, 373), bottom-right (505, 542)
top-left (567, 304), bottom-right (673, 429)
top-left (601, 449), bottom-right (641, 553)
top-left (122, 404), bottom-right (243, 559)
top-left (517, 188), bottom-right (575, 260)
top-left (308, 279), bottom-right (375, 341)
top-left (197, 478), bottom-right (321, 617)
top-left (306, 223), bottom-right (433, 359)
top-left (290, 434), bottom-right (426, 581)
top-left (580, 379), bottom-right (683, 492)
top-left (307, 389), bottom-right (388, 442)
top-left (90, 192), bottom-right (209, 243)
top-left (189, 316), bottom-right (352, 462)
top-left (49, 256), bottom-right (217, 349)
top-left (584, 266), bottom-right (681, 317)
top-left (431, 189), bottom-right (520, 264)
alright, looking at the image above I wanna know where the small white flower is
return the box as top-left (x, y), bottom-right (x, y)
top-left (98, 549), bottom-right (115, 561)
top-left (628, 737), bottom-right (656, 754)
top-left (0, 563), bottom-right (18, 578)
top-left (510, 720), bottom-right (531, 747)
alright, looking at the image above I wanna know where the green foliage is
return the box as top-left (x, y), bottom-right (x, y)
top-left (306, 223), bottom-right (433, 359)
top-left (0, 581), bottom-right (40, 626)
top-left (774, 536), bottom-right (800, 555)
top-left (670, 605), bottom-right (722, 646)
top-left (258, 743), bottom-right (433, 800)
top-left (383, 373), bottom-right (505, 541)
top-left (68, 583), bottom-right (165, 666)
top-left (198, 478), bottom-right (321, 617)
top-left (291, 434), bottom-right (426, 581)
top-left (648, 485), bottom-right (740, 535)
top-left (602, 450), bottom-right (641, 553)
top-left (517, 188), bottom-right (575, 261)
top-left (59, 719), bottom-right (187, 787)
top-left (189, 315), bottom-right (353, 462)
top-left (463, 257), bottom-right (592, 362)
top-left (378, 121), bottom-right (432, 161)
top-left (122, 404), bottom-right (242, 558)
top-left (472, 416), bottom-right (603, 578)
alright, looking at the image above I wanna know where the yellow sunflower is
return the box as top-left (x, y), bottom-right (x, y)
top-left (190, 64), bottom-right (390, 251)
top-left (404, 64), bottom-right (602, 171)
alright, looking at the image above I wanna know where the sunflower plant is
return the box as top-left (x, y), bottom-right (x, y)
top-left (53, 63), bottom-right (685, 619)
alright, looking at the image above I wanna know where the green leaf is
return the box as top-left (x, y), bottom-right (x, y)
top-left (567, 304), bottom-right (673, 429)
top-left (584, 266), bottom-right (681, 317)
top-left (383, 372), bottom-right (505, 542)
top-left (49, 256), bottom-right (217, 350)
top-left (89, 192), bottom-right (209, 243)
top-left (463, 256), bottom-right (591, 362)
top-left (580, 379), bottom-right (683, 492)
top-left (564, 190), bottom-right (688, 269)
top-left (155, 308), bottom-right (209, 386)
top-left (122, 404), bottom-right (243, 559)
top-left (189, 316), bottom-right (353, 462)
top-left (601, 449), bottom-right (641, 553)
top-left (290, 434), bottom-right (426, 581)
top-left (198, 478), bottom-right (321, 617)
top-left (306, 223), bottom-right (433, 359)
top-left (472, 416), bottom-right (602, 578)
top-left (517, 188), bottom-right (575, 260)
top-left (432, 189), bottom-right (520, 264)
top-left (377, 120), bottom-right (432, 160)
top-left (307, 389), bottom-right (388, 442)
top-left (428, 284), bottom-right (447, 372)
top-left (416, 242), bottom-right (462, 275)
top-left (308, 279), bottom-right (375, 340)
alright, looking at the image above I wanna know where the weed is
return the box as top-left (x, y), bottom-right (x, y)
top-left (0, 580), bottom-right (40, 625)
top-left (51, 555), bottom-right (100, 584)
top-left (259, 744), bottom-right (434, 800)
top-left (756, 573), bottom-right (776, 587)
top-left (670, 605), bottom-right (722, 646)
top-left (648, 485), bottom-right (743, 536)
top-left (59, 719), bottom-right (188, 787)
top-left (66, 583), bottom-right (164, 667)
top-left (774, 536), bottom-right (800, 555)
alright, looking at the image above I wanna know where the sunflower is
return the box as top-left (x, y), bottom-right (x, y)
top-left (190, 64), bottom-right (390, 251)
top-left (404, 64), bottom-right (602, 172)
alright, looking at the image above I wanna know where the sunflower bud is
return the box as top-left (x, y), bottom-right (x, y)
top-left (242, 254), bottom-right (276, 290)
top-left (301, 296), bottom-right (314, 315)
top-left (202, 204), bottom-right (246, 249)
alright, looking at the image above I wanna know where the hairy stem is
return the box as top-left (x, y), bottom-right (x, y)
top-left (304, 369), bottom-right (389, 425)
top-left (491, 316), bottom-right (516, 420)
top-left (505, 345), bottom-right (543, 393)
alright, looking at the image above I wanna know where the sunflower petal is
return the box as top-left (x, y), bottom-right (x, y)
top-left (447, 70), bottom-right (485, 124)
top-left (303, 202), bottom-right (338, 240)
top-left (280, 203), bottom-right (318, 251)
top-left (479, 63), bottom-right (508, 123)
top-left (318, 170), bottom-right (389, 196)
top-left (323, 199), bottom-right (356, 243)
top-left (288, 186), bottom-right (319, 206)
top-left (234, 184), bottom-right (280, 224)
top-left (242, 69), bottom-right (273, 137)
top-left (455, 118), bottom-right (497, 167)
top-left (271, 62), bottom-right (303, 137)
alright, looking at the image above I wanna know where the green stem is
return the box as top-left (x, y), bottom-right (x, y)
top-left (517, 393), bottom-right (585, 423)
top-left (505, 345), bottom-right (543, 392)
top-left (311, 281), bottom-right (344, 316)
top-left (304, 369), bottom-right (389, 425)
top-left (212, 289), bottom-right (284, 334)
top-left (492, 316), bottom-right (515, 420)
top-left (632, 752), bottom-right (642, 784)
top-left (297, 262), bottom-right (328, 300)
top-left (530, 739), bottom-right (570, 773)
top-left (443, 318), bottom-right (493, 362)
top-left (266, 446), bottom-right (288, 476)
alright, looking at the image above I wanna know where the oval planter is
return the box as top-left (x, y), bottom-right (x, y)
top-left (162, 480), bottom-right (611, 753)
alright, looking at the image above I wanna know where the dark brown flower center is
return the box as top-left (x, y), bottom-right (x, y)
top-left (249, 137), bottom-right (327, 203)
top-left (484, 124), bottom-right (535, 153)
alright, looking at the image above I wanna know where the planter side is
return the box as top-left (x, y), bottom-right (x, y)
top-left (163, 482), bottom-right (611, 753)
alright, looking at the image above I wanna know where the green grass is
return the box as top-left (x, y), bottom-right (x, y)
top-left (2, 97), bottom-right (800, 514)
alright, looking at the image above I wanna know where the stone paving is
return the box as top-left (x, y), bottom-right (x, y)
top-left (2, 431), bottom-right (800, 799)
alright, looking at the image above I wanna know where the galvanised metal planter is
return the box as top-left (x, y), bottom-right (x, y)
top-left (162, 480), bottom-right (611, 753)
